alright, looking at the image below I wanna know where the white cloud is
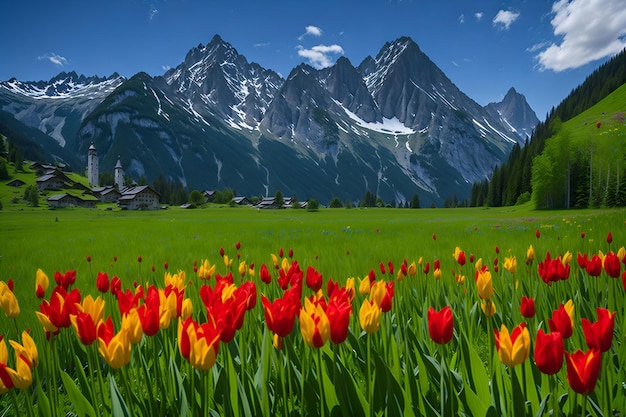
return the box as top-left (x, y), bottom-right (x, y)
top-left (493, 10), bottom-right (520, 30)
top-left (298, 25), bottom-right (323, 40)
top-left (38, 53), bottom-right (68, 67)
top-left (297, 44), bottom-right (344, 69)
top-left (162, 65), bottom-right (171, 71)
top-left (536, 0), bottom-right (626, 72)
top-left (459, 14), bottom-right (465, 24)
top-left (475, 12), bottom-right (484, 21)
top-left (149, 5), bottom-right (158, 20)
top-left (253, 42), bottom-right (270, 48)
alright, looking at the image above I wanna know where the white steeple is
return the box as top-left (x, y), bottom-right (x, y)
top-left (87, 143), bottom-right (99, 187)
top-left (114, 156), bottom-right (125, 190)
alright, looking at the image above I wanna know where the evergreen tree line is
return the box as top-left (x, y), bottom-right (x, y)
top-left (470, 48), bottom-right (626, 209)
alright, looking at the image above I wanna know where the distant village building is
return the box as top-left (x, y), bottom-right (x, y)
top-left (47, 193), bottom-right (98, 209)
top-left (88, 143), bottom-right (99, 187)
top-left (36, 172), bottom-right (69, 191)
top-left (6, 179), bottom-right (25, 187)
top-left (117, 185), bottom-right (161, 210)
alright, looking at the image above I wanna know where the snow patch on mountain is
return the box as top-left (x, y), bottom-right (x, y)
top-left (336, 100), bottom-right (415, 135)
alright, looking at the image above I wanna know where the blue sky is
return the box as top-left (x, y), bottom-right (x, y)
top-left (1, 0), bottom-right (625, 119)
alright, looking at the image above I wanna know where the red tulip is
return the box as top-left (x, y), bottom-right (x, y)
top-left (137, 256), bottom-right (142, 263)
top-left (261, 292), bottom-right (300, 338)
top-left (86, 256), bottom-right (91, 263)
top-left (582, 308), bottom-right (616, 352)
top-left (585, 255), bottom-right (602, 277)
top-left (520, 296), bottom-right (535, 318)
top-left (259, 264), bottom-right (271, 284)
top-left (235, 241), bottom-right (241, 250)
top-left (577, 253), bottom-right (588, 269)
top-left (538, 252), bottom-right (570, 284)
top-left (73, 311), bottom-right (98, 345)
top-left (534, 329), bottom-right (564, 375)
top-left (596, 122), bottom-right (601, 128)
top-left (427, 306), bottom-right (454, 344)
top-left (495, 246), bottom-right (500, 254)
top-left (7, 279), bottom-right (13, 292)
top-left (288, 248), bottom-right (294, 258)
top-left (432, 234), bottom-right (437, 240)
top-left (110, 276), bottom-right (122, 295)
top-left (326, 298), bottom-right (352, 344)
top-left (565, 349), bottom-right (602, 395)
top-left (54, 270), bottom-right (76, 290)
top-left (603, 251), bottom-right (621, 278)
top-left (305, 266), bottom-right (323, 292)
top-left (606, 232), bottom-right (613, 244)
top-left (423, 262), bottom-right (430, 275)
top-left (548, 304), bottom-right (573, 339)
top-left (536, 229), bottom-right (540, 239)
top-left (581, 231), bottom-right (585, 239)
top-left (379, 262), bottom-right (386, 275)
top-left (96, 272), bottom-right (110, 294)
top-left (113, 256), bottom-right (118, 262)
top-left (278, 248), bottom-right (284, 258)
top-left (164, 261), bottom-right (169, 270)
top-left (434, 259), bottom-right (440, 271)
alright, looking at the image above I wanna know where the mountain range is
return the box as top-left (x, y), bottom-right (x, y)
top-left (0, 35), bottom-right (538, 206)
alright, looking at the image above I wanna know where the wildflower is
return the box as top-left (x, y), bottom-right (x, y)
top-left (582, 308), bottom-right (616, 352)
top-left (427, 306), bottom-right (454, 344)
top-left (494, 323), bottom-right (530, 367)
top-left (35, 268), bottom-right (49, 299)
top-left (565, 349), bottom-right (602, 395)
top-left (534, 329), bottom-right (564, 375)
top-left (359, 299), bottom-right (381, 334)
top-left (520, 296), bottom-right (535, 318)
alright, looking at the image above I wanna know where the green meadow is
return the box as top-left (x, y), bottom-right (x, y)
top-left (1, 205), bottom-right (626, 416)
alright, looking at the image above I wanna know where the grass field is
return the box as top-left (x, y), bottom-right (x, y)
top-left (1, 205), bottom-right (625, 416)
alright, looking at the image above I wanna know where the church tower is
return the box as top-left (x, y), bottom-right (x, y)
top-left (114, 156), bottom-right (125, 190)
top-left (87, 143), bottom-right (99, 187)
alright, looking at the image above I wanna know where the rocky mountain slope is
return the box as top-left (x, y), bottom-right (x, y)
top-left (0, 35), bottom-right (538, 206)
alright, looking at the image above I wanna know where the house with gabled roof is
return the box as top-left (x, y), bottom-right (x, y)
top-left (117, 185), bottom-right (161, 210)
top-left (47, 193), bottom-right (98, 209)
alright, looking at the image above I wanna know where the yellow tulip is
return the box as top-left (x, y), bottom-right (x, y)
top-left (8, 340), bottom-right (33, 389)
top-left (345, 277), bottom-right (355, 298)
top-left (474, 258), bottom-right (483, 271)
top-left (181, 298), bottom-right (193, 320)
top-left (408, 261), bottom-right (417, 276)
top-left (165, 270), bottom-right (186, 289)
top-left (0, 282), bottom-right (20, 318)
top-left (526, 245), bottom-right (535, 262)
top-left (503, 256), bottom-right (517, 274)
top-left (36, 268), bottom-right (49, 296)
top-left (561, 251), bottom-right (572, 266)
top-left (481, 300), bottom-right (497, 317)
top-left (433, 268), bottom-right (442, 280)
top-left (369, 280), bottom-right (386, 307)
top-left (20, 331), bottom-right (38, 368)
top-left (358, 278), bottom-right (371, 295)
top-left (79, 295), bottom-right (105, 325)
top-left (197, 260), bottom-right (216, 280)
top-left (475, 267), bottom-right (493, 300)
top-left (98, 328), bottom-right (131, 369)
top-left (299, 298), bottom-right (330, 348)
top-left (564, 299), bottom-right (575, 326)
top-left (281, 257), bottom-right (289, 273)
top-left (223, 255), bottom-right (233, 268)
top-left (359, 300), bottom-right (381, 334)
top-left (238, 261), bottom-right (247, 278)
top-left (494, 323), bottom-right (530, 367)
top-left (121, 309), bottom-right (144, 345)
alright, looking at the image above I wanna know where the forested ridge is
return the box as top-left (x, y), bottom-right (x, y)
top-left (471, 48), bottom-right (626, 209)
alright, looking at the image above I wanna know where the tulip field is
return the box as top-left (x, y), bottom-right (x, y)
top-left (1, 206), bottom-right (626, 416)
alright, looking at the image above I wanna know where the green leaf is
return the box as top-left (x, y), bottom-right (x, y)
top-left (169, 358), bottom-right (189, 417)
top-left (36, 384), bottom-right (52, 417)
top-left (332, 354), bottom-right (366, 417)
top-left (61, 370), bottom-right (97, 417)
top-left (109, 374), bottom-right (131, 417)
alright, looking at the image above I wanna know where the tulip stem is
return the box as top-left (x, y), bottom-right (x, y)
top-left (582, 394), bottom-right (588, 417)
top-left (549, 374), bottom-right (558, 417)
top-left (367, 333), bottom-right (373, 417)
top-left (438, 344), bottom-right (446, 417)
top-left (317, 348), bottom-right (325, 417)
